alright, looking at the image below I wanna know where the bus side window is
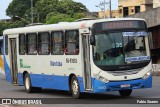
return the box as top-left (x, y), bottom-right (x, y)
top-left (65, 30), bottom-right (79, 55)
top-left (26, 33), bottom-right (37, 55)
top-left (0, 39), bottom-right (3, 55)
top-left (5, 35), bottom-right (8, 55)
top-left (51, 31), bottom-right (64, 55)
top-left (38, 32), bottom-right (50, 55)
top-left (19, 34), bottom-right (25, 55)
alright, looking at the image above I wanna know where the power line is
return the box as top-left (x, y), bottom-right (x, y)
top-left (95, 0), bottom-right (112, 18)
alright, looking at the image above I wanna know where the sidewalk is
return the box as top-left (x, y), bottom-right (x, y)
top-left (0, 73), bottom-right (5, 79)
top-left (151, 71), bottom-right (160, 76)
top-left (152, 64), bottom-right (160, 76)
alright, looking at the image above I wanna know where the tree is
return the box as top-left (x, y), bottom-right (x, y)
top-left (36, 0), bottom-right (88, 22)
top-left (6, 0), bottom-right (88, 23)
top-left (57, 0), bottom-right (88, 17)
top-left (46, 13), bottom-right (75, 24)
top-left (73, 13), bottom-right (85, 19)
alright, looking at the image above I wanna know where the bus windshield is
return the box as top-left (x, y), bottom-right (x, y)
top-left (92, 21), bottom-right (150, 71)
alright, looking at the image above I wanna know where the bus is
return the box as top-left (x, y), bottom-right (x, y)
top-left (0, 36), bottom-right (4, 75)
top-left (3, 18), bottom-right (152, 98)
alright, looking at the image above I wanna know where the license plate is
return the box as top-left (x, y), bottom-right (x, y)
top-left (121, 84), bottom-right (130, 88)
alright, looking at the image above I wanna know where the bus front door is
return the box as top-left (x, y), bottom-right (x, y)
top-left (82, 34), bottom-right (92, 91)
top-left (10, 38), bottom-right (18, 85)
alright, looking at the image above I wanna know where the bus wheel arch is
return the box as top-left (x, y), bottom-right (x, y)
top-left (23, 72), bottom-right (41, 93)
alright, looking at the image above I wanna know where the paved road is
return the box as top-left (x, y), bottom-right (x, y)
top-left (0, 74), bottom-right (160, 107)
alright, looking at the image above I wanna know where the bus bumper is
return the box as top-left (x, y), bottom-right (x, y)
top-left (93, 75), bottom-right (152, 93)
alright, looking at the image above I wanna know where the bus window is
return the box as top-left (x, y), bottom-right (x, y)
top-left (5, 35), bottom-right (8, 55)
top-left (26, 33), bottom-right (37, 55)
top-left (0, 39), bottom-right (3, 55)
top-left (51, 31), bottom-right (64, 55)
top-left (19, 34), bottom-right (25, 55)
top-left (65, 30), bottom-right (79, 55)
top-left (38, 32), bottom-right (50, 55)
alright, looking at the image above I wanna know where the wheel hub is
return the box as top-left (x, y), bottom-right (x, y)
top-left (72, 80), bottom-right (78, 95)
top-left (25, 77), bottom-right (30, 90)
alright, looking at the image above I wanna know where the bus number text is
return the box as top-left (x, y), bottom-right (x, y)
top-left (66, 58), bottom-right (77, 63)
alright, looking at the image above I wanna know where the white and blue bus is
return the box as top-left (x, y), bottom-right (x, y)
top-left (3, 18), bottom-right (152, 98)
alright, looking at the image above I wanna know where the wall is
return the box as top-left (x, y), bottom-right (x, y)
top-left (153, 0), bottom-right (160, 8)
top-left (129, 7), bottom-right (160, 28)
top-left (98, 10), bottom-right (119, 18)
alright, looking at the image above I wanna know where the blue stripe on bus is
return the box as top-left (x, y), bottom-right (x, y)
top-left (93, 75), bottom-right (152, 92)
top-left (3, 56), bottom-right (11, 82)
top-left (18, 73), bottom-right (152, 93)
top-left (18, 73), bottom-right (85, 92)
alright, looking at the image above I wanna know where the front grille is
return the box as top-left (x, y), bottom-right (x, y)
top-left (107, 68), bottom-right (143, 76)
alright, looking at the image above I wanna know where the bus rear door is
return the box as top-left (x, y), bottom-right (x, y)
top-left (9, 37), bottom-right (18, 85)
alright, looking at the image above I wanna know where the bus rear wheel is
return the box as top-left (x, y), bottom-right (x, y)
top-left (24, 73), bottom-right (41, 93)
top-left (119, 89), bottom-right (132, 97)
top-left (70, 76), bottom-right (81, 98)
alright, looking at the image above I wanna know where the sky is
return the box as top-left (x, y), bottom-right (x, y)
top-left (0, 0), bottom-right (118, 20)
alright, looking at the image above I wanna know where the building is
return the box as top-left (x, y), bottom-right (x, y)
top-left (97, 0), bottom-right (160, 18)
top-left (0, 19), bottom-right (11, 22)
top-left (118, 0), bottom-right (154, 17)
top-left (98, 10), bottom-right (119, 18)
top-left (153, 0), bottom-right (160, 8)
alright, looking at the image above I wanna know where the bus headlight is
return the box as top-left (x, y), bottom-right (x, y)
top-left (143, 72), bottom-right (151, 80)
top-left (94, 74), bottom-right (109, 83)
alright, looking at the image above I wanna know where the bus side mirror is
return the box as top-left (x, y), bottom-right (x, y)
top-left (90, 36), bottom-right (95, 45)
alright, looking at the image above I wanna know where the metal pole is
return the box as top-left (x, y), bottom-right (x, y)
top-left (38, 13), bottom-right (39, 23)
top-left (109, 0), bottom-right (112, 18)
top-left (104, 0), bottom-right (106, 18)
top-left (31, 0), bottom-right (33, 23)
top-left (96, 0), bottom-right (109, 19)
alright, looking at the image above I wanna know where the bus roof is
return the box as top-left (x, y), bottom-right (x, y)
top-left (3, 18), bottom-right (145, 35)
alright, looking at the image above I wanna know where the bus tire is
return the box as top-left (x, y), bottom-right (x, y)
top-left (24, 73), bottom-right (35, 93)
top-left (71, 76), bottom-right (81, 98)
top-left (119, 89), bottom-right (132, 97)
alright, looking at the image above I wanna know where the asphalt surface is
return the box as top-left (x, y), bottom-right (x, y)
top-left (0, 73), bottom-right (160, 107)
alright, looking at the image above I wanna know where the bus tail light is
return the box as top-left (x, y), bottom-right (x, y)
top-left (142, 72), bottom-right (151, 80)
top-left (94, 74), bottom-right (109, 83)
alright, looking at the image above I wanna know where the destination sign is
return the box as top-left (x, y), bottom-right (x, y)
top-left (103, 21), bottom-right (135, 29)
top-left (93, 20), bottom-right (146, 33)
top-left (102, 21), bottom-right (146, 30)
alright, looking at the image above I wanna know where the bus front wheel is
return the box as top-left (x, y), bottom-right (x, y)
top-left (71, 76), bottom-right (81, 98)
top-left (119, 89), bottom-right (132, 97)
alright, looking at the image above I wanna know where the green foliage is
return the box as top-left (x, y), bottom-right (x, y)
top-left (73, 13), bottom-right (85, 19)
top-left (35, 0), bottom-right (88, 23)
top-left (6, 0), bottom-right (88, 23)
top-left (3, 0), bottom-right (89, 33)
top-left (0, 21), bottom-right (26, 35)
top-left (6, 0), bottom-right (39, 18)
top-left (46, 12), bottom-right (86, 24)
top-left (46, 13), bottom-right (75, 24)
top-left (57, 0), bottom-right (88, 16)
